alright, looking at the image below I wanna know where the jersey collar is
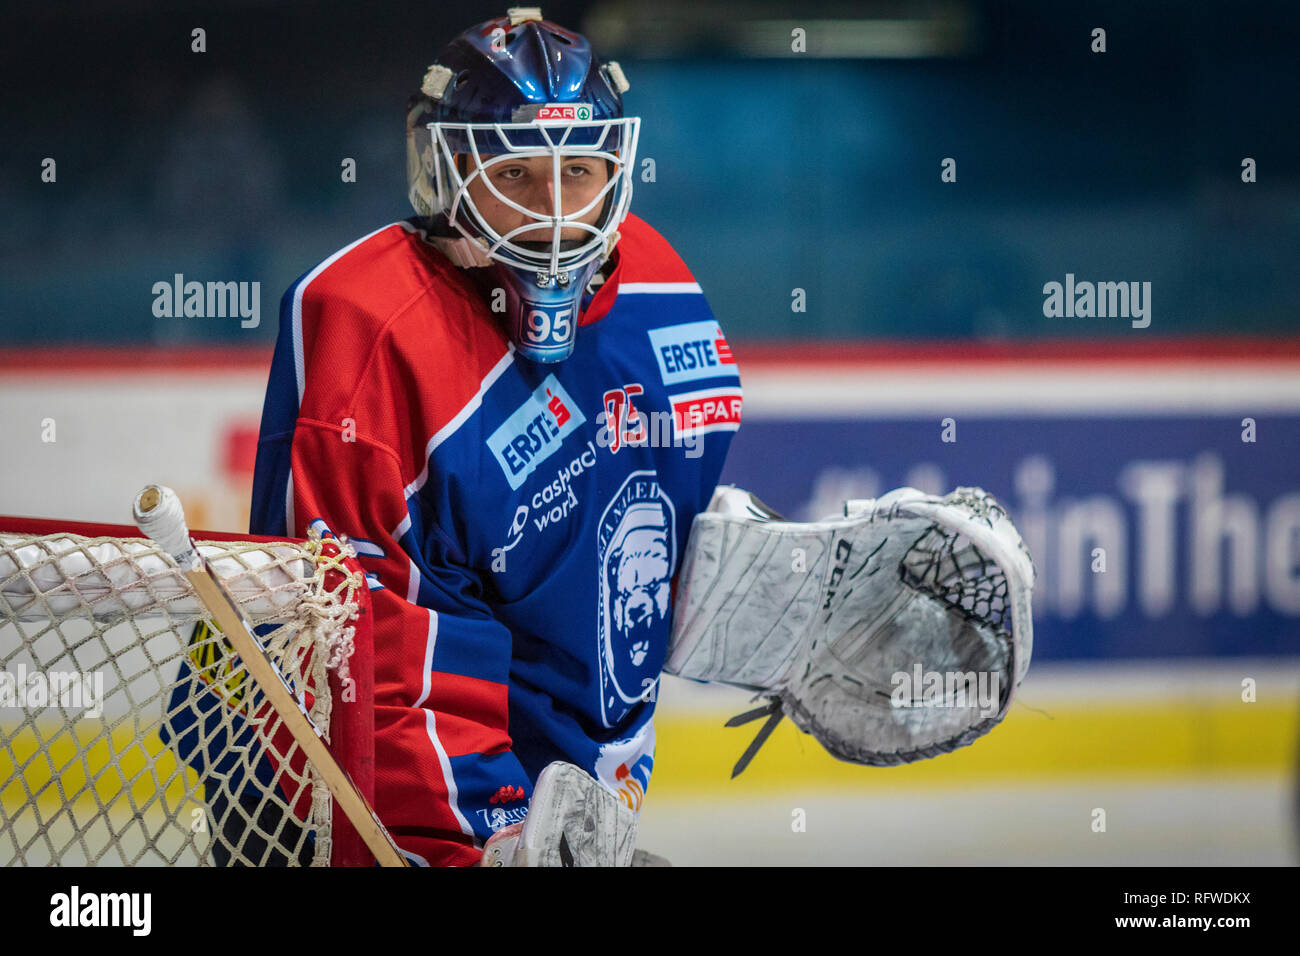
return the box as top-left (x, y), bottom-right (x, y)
top-left (579, 247), bottom-right (623, 327)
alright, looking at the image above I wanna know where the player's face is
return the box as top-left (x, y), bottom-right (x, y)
top-left (464, 154), bottom-right (609, 245)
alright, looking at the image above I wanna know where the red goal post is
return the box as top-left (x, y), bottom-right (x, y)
top-left (0, 515), bottom-right (377, 867)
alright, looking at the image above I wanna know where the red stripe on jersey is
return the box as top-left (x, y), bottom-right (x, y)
top-left (613, 214), bottom-right (697, 284)
top-left (580, 213), bottom-right (699, 326)
top-left (373, 704), bottom-right (462, 822)
top-left (421, 672), bottom-right (514, 757)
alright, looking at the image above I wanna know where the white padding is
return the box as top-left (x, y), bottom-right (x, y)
top-left (494, 762), bottom-right (639, 867)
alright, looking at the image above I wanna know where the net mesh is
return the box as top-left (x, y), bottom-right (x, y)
top-left (0, 526), bottom-right (364, 866)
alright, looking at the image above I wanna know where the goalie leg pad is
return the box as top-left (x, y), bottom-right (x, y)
top-left (481, 762), bottom-right (639, 867)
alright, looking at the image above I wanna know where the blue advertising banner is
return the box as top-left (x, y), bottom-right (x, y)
top-left (720, 354), bottom-right (1300, 662)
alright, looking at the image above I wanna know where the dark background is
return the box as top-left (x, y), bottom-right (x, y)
top-left (3, 0), bottom-right (1297, 345)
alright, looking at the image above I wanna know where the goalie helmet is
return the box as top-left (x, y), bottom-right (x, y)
top-left (406, 8), bottom-right (640, 363)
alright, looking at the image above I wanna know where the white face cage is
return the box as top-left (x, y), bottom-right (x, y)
top-left (424, 116), bottom-right (641, 278)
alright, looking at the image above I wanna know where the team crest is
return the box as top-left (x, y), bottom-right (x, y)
top-left (596, 471), bottom-right (676, 727)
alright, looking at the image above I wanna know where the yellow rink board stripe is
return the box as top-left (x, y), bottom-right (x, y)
top-left (648, 699), bottom-right (1299, 793)
top-left (4, 698), bottom-right (1295, 815)
top-left (0, 722), bottom-right (200, 820)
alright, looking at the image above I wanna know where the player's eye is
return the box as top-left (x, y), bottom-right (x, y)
top-left (493, 166), bottom-right (527, 182)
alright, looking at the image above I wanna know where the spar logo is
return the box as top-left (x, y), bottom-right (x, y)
top-left (536, 103), bottom-right (593, 122)
top-left (487, 375), bottom-right (586, 490)
top-left (647, 320), bottom-right (738, 386)
top-left (669, 386), bottom-right (743, 439)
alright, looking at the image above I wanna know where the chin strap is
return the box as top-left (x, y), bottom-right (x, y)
top-left (602, 229), bottom-right (622, 261)
top-left (427, 233), bottom-right (494, 269)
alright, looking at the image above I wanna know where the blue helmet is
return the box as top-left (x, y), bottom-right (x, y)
top-left (406, 9), bottom-right (639, 363)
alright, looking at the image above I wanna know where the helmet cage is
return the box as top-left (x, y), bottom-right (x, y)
top-left (426, 116), bottom-right (641, 279)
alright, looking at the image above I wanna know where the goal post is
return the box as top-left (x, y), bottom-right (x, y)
top-left (0, 514), bottom-right (379, 866)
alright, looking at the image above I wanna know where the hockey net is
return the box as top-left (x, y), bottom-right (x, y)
top-left (0, 517), bottom-right (376, 866)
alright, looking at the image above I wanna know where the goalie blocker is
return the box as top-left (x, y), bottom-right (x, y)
top-left (665, 486), bottom-right (1035, 775)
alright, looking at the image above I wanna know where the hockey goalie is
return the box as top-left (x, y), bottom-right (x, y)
top-left (231, 8), bottom-right (1036, 866)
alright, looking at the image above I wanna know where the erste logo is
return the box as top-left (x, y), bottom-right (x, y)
top-left (647, 321), bottom-right (740, 386)
top-left (487, 375), bottom-right (586, 489)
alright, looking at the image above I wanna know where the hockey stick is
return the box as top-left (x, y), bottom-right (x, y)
top-left (132, 484), bottom-right (407, 868)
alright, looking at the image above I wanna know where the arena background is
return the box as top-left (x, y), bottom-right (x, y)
top-left (1, 0), bottom-right (1297, 864)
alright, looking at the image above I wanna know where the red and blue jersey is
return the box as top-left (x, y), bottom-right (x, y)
top-left (250, 214), bottom-right (741, 865)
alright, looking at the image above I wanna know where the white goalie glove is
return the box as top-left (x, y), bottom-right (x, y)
top-left (665, 485), bottom-right (1036, 775)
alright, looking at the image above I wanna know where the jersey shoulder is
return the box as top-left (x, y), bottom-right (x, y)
top-left (287, 221), bottom-right (509, 453)
top-left (290, 221), bottom-right (479, 338)
top-left (614, 213), bottom-right (698, 285)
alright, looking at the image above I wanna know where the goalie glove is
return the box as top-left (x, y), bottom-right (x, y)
top-left (665, 486), bottom-right (1035, 775)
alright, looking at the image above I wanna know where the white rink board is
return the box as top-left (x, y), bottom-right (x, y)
top-left (0, 371), bottom-right (267, 530)
top-left (638, 776), bottom-right (1295, 866)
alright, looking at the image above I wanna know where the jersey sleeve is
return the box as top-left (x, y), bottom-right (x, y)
top-left (248, 232), bottom-right (539, 865)
top-left (257, 416), bottom-right (534, 867)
